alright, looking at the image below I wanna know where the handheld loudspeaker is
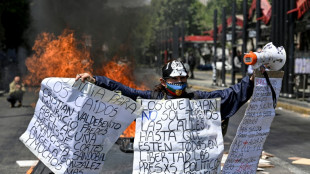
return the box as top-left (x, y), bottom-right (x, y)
top-left (243, 42), bottom-right (286, 71)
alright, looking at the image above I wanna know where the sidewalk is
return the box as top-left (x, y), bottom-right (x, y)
top-left (187, 70), bottom-right (310, 117)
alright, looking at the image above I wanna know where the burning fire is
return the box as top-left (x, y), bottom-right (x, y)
top-left (96, 60), bottom-right (148, 137)
top-left (25, 29), bottom-right (93, 86)
top-left (96, 60), bottom-right (148, 89)
top-left (25, 30), bottom-right (148, 138)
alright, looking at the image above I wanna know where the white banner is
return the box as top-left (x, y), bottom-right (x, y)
top-left (133, 98), bottom-right (223, 174)
top-left (295, 58), bottom-right (310, 74)
top-left (20, 78), bottom-right (142, 174)
top-left (222, 75), bottom-right (283, 173)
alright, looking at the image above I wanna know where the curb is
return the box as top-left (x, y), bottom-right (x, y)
top-left (189, 85), bottom-right (214, 92)
top-left (277, 101), bottom-right (310, 117)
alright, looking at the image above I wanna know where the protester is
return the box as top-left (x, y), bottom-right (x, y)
top-left (188, 52), bottom-right (196, 79)
top-left (76, 59), bottom-right (254, 120)
top-left (7, 76), bottom-right (26, 107)
top-left (234, 50), bottom-right (242, 72)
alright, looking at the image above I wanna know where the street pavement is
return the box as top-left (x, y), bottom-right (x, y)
top-left (0, 89), bottom-right (38, 174)
top-left (0, 68), bottom-right (309, 174)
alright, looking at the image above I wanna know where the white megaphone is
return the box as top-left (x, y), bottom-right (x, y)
top-left (243, 42), bottom-right (286, 71)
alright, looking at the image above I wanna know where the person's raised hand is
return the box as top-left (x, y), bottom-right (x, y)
top-left (75, 73), bottom-right (96, 83)
top-left (250, 74), bottom-right (254, 81)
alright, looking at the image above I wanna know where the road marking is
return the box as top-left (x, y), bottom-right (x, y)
top-left (272, 156), bottom-right (308, 174)
top-left (289, 157), bottom-right (310, 166)
top-left (16, 160), bottom-right (38, 167)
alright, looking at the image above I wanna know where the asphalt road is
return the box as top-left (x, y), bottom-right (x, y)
top-left (0, 73), bottom-right (309, 174)
top-left (224, 103), bottom-right (310, 174)
top-left (0, 91), bottom-right (38, 174)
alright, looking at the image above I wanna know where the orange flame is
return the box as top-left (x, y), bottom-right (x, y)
top-left (24, 29), bottom-right (93, 86)
top-left (96, 60), bottom-right (147, 89)
top-left (96, 60), bottom-right (148, 137)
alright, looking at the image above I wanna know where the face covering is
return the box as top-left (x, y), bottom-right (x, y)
top-left (166, 82), bottom-right (187, 96)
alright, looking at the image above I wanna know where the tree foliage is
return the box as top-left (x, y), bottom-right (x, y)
top-left (149, 0), bottom-right (205, 35)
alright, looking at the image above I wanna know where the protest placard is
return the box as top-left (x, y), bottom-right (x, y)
top-left (20, 78), bottom-right (142, 174)
top-left (133, 98), bottom-right (223, 174)
top-left (222, 71), bottom-right (284, 173)
top-left (295, 58), bottom-right (310, 74)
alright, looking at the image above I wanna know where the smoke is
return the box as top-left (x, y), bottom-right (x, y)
top-left (27, 0), bottom-right (150, 63)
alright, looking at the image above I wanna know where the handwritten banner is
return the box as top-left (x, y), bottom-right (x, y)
top-left (133, 98), bottom-right (224, 173)
top-left (222, 71), bottom-right (283, 173)
top-left (20, 78), bottom-right (142, 174)
top-left (295, 58), bottom-right (310, 74)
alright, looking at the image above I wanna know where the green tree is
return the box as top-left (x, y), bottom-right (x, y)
top-left (149, 0), bottom-right (205, 35)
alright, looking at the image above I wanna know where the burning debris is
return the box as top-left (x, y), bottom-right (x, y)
top-left (25, 29), bottom-right (93, 86)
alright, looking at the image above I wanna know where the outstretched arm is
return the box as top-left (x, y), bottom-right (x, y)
top-left (195, 75), bottom-right (254, 119)
top-left (75, 72), bottom-right (152, 100)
